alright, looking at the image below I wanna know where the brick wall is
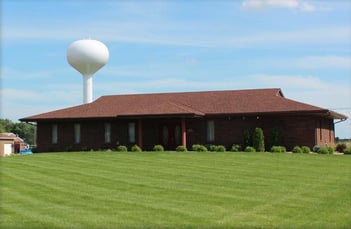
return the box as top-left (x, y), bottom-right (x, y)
top-left (35, 115), bottom-right (336, 152)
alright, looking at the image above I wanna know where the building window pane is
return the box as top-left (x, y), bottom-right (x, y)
top-left (105, 123), bottom-right (111, 143)
top-left (128, 122), bottom-right (135, 143)
top-left (74, 123), bottom-right (80, 144)
top-left (52, 124), bottom-right (58, 144)
top-left (207, 120), bottom-right (215, 142)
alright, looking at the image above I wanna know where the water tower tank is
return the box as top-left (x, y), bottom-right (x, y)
top-left (67, 39), bottom-right (109, 104)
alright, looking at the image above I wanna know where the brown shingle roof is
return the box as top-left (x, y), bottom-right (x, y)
top-left (20, 88), bottom-right (347, 121)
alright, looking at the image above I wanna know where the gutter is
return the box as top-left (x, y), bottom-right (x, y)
top-left (334, 117), bottom-right (347, 124)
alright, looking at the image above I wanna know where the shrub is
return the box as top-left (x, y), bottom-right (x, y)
top-left (245, 146), bottom-right (256, 152)
top-left (327, 146), bottom-right (334, 154)
top-left (191, 144), bottom-right (207, 152)
top-left (270, 146), bottom-right (286, 153)
top-left (209, 145), bottom-right (226, 152)
top-left (243, 129), bottom-right (251, 148)
top-left (336, 143), bottom-right (346, 153)
top-left (131, 145), bottom-right (142, 152)
top-left (176, 145), bottom-right (187, 152)
top-left (302, 146), bottom-right (310, 154)
top-left (317, 146), bottom-right (329, 154)
top-left (270, 128), bottom-right (282, 147)
top-left (117, 145), bottom-right (128, 152)
top-left (216, 145), bottom-right (226, 152)
top-left (292, 146), bottom-right (303, 154)
top-left (192, 144), bottom-right (201, 151)
top-left (344, 147), bottom-right (351, 155)
top-left (313, 145), bottom-right (320, 152)
top-left (209, 145), bottom-right (218, 152)
top-left (231, 144), bottom-right (241, 152)
top-left (153, 144), bottom-right (164, 152)
top-left (253, 127), bottom-right (265, 152)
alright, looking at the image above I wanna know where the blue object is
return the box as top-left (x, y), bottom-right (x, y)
top-left (19, 149), bottom-right (33, 155)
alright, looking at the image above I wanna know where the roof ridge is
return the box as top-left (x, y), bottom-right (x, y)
top-left (167, 101), bottom-right (205, 116)
top-left (99, 88), bottom-right (282, 98)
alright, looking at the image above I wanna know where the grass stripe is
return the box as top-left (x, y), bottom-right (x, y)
top-left (1, 152), bottom-right (350, 228)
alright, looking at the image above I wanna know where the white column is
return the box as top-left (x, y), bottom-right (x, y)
top-left (83, 74), bottom-right (93, 104)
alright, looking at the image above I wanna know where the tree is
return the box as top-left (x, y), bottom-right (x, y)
top-left (243, 129), bottom-right (252, 148)
top-left (12, 122), bottom-right (36, 145)
top-left (270, 127), bottom-right (282, 147)
top-left (253, 127), bottom-right (265, 152)
top-left (0, 119), bottom-right (13, 132)
top-left (0, 119), bottom-right (36, 145)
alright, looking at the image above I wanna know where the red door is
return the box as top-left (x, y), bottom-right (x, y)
top-left (160, 122), bottom-right (181, 150)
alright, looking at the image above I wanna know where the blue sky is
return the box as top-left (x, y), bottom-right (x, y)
top-left (1, 0), bottom-right (351, 138)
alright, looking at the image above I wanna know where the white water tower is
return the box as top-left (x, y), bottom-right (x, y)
top-left (67, 39), bottom-right (109, 104)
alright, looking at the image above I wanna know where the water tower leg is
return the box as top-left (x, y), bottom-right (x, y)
top-left (83, 74), bottom-right (93, 104)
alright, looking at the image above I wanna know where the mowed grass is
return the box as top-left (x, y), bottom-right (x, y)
top-left (1, 152), bottom-right (350, 229)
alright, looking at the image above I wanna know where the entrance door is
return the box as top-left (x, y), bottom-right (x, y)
top-left (160, 122), bottom-right (181, 150)
top-left (4, 144), bottom-right (12, 156)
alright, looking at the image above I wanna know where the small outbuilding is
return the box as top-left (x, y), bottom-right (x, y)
top-left (20, 88), bottom-right (347, 152)
top-left (0, 133), bottom-right (25, 156)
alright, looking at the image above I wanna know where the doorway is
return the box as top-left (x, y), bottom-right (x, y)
top-left (159, 122), bottom-right (181, 150)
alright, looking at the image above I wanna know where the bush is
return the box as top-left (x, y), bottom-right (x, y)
top-left (271, 146), bottom-right (286, 153)
top-left (270, 128), bottom-right (282, 147)
top-left (191, 144), bottom-right (207, 152)
top-left (336, 143), bottom-right (346, 153)
top-left (313, 145), bottom-right (321, 152)
top-left (344, 147), bottom-right (351, 155)
top-left (209, 145), bottom-right (226, 152)
top-left (253, 127), bottom-right (265, 152)
top-left (270, 146), bottom-right (286, 153)
top-left (176, 145), bottom-right (187, 152)
top-left (231, 144), bottom-right (241, 152)
top-left (245, 146), bottom-right (256, 152)
top-left (192, 144), bottom-right (201, 151)
top-left (317, 146), bottom-right (329, 154)
top-left (327, 146), bottom-right (334, 154)
top-left (131, 145), bottom-right (142, 152)
top-left (216, 145), bottom-right (226, 152)
top-left (153, 144), bottom-right (164, 152)
top-left (292, 146), bottom-right (303, 154)
top-left (209, 145), bottom-right (217, 152)
top-left (243, 129), bottom-right (252, 148)
top-left (117, 145), bottom-right (128, 152)
top-left (302, 146), bottom-right (310, 154)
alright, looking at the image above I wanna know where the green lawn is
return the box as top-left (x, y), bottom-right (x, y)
top-left (1, 152), bottom-right (350, 229)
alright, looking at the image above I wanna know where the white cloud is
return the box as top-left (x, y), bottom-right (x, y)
top-left (242, 0), bottom-right (321, 12)
top-left (1, 86), bottom-right (82, 121)
top-left (1, 67), bottom-right (57, 80)
top-left (3, 74), bottom-right (350, 138)
top-left (3, 23), bottom-right (349, 49)
top-left (300, 1), bottom-right (316, 12)
top-left (296, 56), bottom-right (351, 69)
top-left (242, 0), bottom-right (298, 10)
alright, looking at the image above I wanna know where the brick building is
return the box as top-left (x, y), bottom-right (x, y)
top-left (20, 88), bottom-right (347, 152)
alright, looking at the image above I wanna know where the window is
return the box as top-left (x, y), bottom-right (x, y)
top-left (74, 123), bottom-right (80, 144)
top-left (207, 120), bottom-right (215, 142)
top-left (52, 124), bottom-right (58, 144)
top-left (128, 122), bottom-right (136, 143)
top-left (104, 123), bottom-right (111, 143)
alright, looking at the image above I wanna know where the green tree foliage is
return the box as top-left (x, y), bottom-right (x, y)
top-left (253, 127), bottom-right (265, 152)
top-left (243, 129), bottom-right (251, 148)
top-left (270, 128), bottom-right (282, 147)
top-left (0, 119), bottom-right (35, 145)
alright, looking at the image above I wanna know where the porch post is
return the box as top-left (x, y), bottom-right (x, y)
top-left (181, 118), bottom-right (187, 147)
top-left (138, 119), bottom-right (143, 148)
